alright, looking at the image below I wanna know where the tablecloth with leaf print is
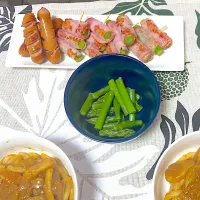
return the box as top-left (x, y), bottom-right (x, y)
top-left (0, 0), bottom-right (200, 199)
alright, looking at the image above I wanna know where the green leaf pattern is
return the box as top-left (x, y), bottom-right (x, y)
top-left (195, 10), bottom-right (200, 49)
top-left (103, 0), bottom-right (174, 15)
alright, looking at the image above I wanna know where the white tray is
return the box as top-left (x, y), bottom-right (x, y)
top-left (6, 14), bottom-right (184, 71)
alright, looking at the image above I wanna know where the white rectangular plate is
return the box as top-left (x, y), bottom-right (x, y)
top-left (6, 14), bottom-right (184, 71)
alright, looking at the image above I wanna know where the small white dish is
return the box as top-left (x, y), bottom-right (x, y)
top-left (0, 135), bottom-right (78, 200)
top-left (153, 131), bottom-right (200, 200)
top-left (6, 14), bottom-right (184, 71)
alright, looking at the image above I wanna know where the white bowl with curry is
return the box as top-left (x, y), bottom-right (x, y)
top-left (0, 136), bottom-right (78, 200)
top-left (153, 131), bottom-right (200, 200)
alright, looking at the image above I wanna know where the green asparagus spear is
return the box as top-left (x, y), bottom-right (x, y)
top-left (86, 118), bottom-right (97, 125)
top-left (103, 122), bottom-right (118, 129)
top-left (127, 88), bottom-right (136, 121)
top-left (109, 107), bottom-right (115, 114)
top-left (87, 116), bottom-right (119, 125)
top-left (135, 102), bottom-right (143, 112)
top-left (121, 114), bottom-right (125, 122)
top-left (113, 97), bottom-right (121, 120)
top-left (99, 129), bottom-right (135, 137)
top-left (116, 77), bottom-right (136, 114)
top-left (129, 114), bottom-right (136, 121)
top-left (95, 91), bottom-right (115, 130)
top-left (92, 94), bottom-right (107, 109)
top-left (87, 106), bottom-right (115, 117)
top-left (91, 86), bottom-right (110, 99)
top-left (105, 116), bottom-right (120, 123)
top-left (136, 93), bottom-right (140, 101)
top-left (80, 93), bottom-right (94, 116)
top-left (87, 109), bottom-right (101, 117)
top-left (108, 79), bottom-right (128, 116)
top-left (102, 120), bottom-right (143, 130)
top-left (92, 102), bottom-right (104, 110)
top-left (124, 35), bottom-right (135, 46)
top-left (114, 120), bottom-right (143, 130)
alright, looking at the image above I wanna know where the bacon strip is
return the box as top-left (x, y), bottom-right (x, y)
top-left (86, 17), bottom-right (115, 43)
top-left (87, 32), bottom-right (107, 52)
top-left (129, 38), bottom-right (154, 63)
top-left (62, 18), bottom-right (90, 40)
top-left (106, 20), bottom-right (128, 54)
top-left (57, 38), bottom-right (84, 62)
top-left (140, 18), bottom-right (172, 49)
top-left (116, 15), bottom-right (137, 46)
top-left (57, 29), bottom-right (86, 50)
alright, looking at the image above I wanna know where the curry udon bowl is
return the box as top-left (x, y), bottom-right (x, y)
top-left (153, 131), bottom-right (200, 199)
top-left (0, 136), bottom-right (78, 200)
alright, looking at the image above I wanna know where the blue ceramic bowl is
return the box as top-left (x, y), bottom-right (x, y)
top-left (64, 54), bottom-right (160, 143)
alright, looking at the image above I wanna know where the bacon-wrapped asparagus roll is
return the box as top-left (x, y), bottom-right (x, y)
top-left (106, 20), bottom-right (128, 55)
top-left (135, 25), bottom-right (163, 55)
top-left (103, 42), bottom-right (118, 54)
top-left (85, 42), bottom-right (102, 58)
top-left (37, 8), bottom-right (61, 64)
top-left (116, 15), bottom-right (137, 46)
top-left (141, 18), bottom-right (172, 49)
top-left (129, 38), bottom-right (154, 63)
top-left (22, 13), bottom-right (44, 64)
top-left (62, 18), bottom-right (90, 40)
top-left (116, 14), bottom-right (133, 26)
top-left (57, 38), bottom-right (84, 62)
top-left (87, 32), bottom-right (107, 52)
top-left (86, 17), bottom-right (115, 43)
top-left (57, 29), bottom-right (86, 50)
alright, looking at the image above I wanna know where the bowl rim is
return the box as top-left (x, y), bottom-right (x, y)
top-left (153, 130), bottom-right (200, 199)
top-left (0, 135), bottom-right (78, 200)
top-left (64, 54), bottom-right (161, 144)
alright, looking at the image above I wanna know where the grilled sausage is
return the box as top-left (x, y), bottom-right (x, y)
top-left (37, 7), bottom-right (61, 64)
top-left (52, 18), bottom-right (63, 31)
top-left (21, 13), bottom-right (44, 64)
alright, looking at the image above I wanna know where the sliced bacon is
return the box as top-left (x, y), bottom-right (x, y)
top-left (87, 32), bottom-right (107, 52)
top-left (140, 18), bottom-right (172, 49)
top-left (62, 18), bottom-right (90, 40)
top-left (103, 42), bottom-right (118, 54)
top-left (57, 29), bottom-right (86, 50)
top-left (86, 17), bottom-right (115, 43)
top-left (106, 20), bottom-right (128, 54)
top-left (85, 42), bottom-right (102, 58)
top-left (129, 38), bottom-right (154, 63)
top-left (57, 38), bottom-right (84, 62)
top-left (134, 25), bottom-right (164, 55)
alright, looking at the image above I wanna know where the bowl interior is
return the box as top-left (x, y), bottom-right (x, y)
top-left (153, 131), bottom-right (200, 200)
top-left (65, 55), bottom-right (160, 143)
top-left (0, 136), bottom-right (78, 200)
